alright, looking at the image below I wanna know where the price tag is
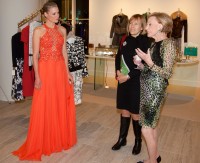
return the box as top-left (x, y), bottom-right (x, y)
top-left (12, 69), bottom-right (15, 75)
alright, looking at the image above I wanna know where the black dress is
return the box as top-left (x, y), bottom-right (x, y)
top-left (115, 34), bottom-right (150, 114)
top-left (11, 32), bottom-right (24, 101)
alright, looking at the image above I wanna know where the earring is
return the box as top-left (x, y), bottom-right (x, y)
top-left (158, 28), bottom-right (162, 32)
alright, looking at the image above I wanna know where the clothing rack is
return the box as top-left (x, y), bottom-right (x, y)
top-left (18, 9), bottom-right (42, 28)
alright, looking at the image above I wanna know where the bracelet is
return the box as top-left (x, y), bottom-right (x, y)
top-left (149, 63), bottom-right (155, 69)
top-left (126, 75), bottom-right (130, 80)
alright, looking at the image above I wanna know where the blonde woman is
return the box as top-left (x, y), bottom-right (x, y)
top-left (113, 14), bottom-right (150, 155)
top-left (135, 12), bottom-right (176, 163)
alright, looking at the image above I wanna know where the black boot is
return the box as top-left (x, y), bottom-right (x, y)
top-left (132, 119), bottom-right (142, 155)
top-left (112, 115), bottom-right (130, 150)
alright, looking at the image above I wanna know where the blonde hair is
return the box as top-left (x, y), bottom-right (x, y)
top-left (127, 14), bottom-right (147, 35)
top-left (149, 12), bottom-right (173, 37)
top-left (41, 1), bottom-right (58, 14)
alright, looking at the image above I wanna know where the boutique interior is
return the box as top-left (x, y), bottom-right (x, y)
top-left (0, 0), bottom-right (200, 162)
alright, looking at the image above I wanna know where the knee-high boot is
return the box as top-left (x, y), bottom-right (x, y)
top-left (132, 119), bottom-right (142, 155)
top-left (112, 115), bottom-right (131, 150)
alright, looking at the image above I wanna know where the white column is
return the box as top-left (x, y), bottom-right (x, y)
top-left (72, 0), bottom-right (76, 33)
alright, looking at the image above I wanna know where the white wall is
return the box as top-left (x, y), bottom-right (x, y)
top-left (89, 0), bottom-right (200, 87)
top-left (0, 0), bottom-right (41, 101)
top-left (90, 0), bottom-right (200, 47)
top-left (0, 0), bottom-right (199, 101)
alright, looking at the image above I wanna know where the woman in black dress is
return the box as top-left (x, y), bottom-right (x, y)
top-left (112, 14), bottom-right (150, 155)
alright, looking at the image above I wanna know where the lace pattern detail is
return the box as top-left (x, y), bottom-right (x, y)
top-left (39, 24), bottom-right (64, 61)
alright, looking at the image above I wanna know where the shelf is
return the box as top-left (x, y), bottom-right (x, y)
top-left (86, 55), bottom-right (115, 60)
top-left (176, 59), bottom-right (199, 65)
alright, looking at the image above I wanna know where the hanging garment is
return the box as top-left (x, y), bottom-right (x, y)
top-left (29, 21), bottom-right (42, 66)
top-left (67, 36), bottom-right (88, 77)
top-left (12, 24), bottom-right (77, 161)
top-left (11, 59), bottom-right (24, 101)
top-left (71, 69), bottom-right (83, 105)
top-left (21, 25), bottom-right (35, 97)
top-left (75, 21), bottom-right (89, 54)
top-left (171, 10), bottom-right (188, 42)
top-left (110, 14), bottom-right (128, 46)
top-left (11, 32), bottom-right (24, 101)
top-left (66, 36), bottom-right (88, 105)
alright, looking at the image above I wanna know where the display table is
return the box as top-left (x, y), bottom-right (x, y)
top-left (86, 51), bottom-right (199, 89)
top-left (176, 59), bottom-right (199, 65)
top-left (86, 46), bottom-right (118, 90)
top-left (86, 54), bottom-right (115, 90)
top-left (170, 58), bottom-right (200, 87)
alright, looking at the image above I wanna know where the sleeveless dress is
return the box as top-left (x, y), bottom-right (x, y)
top-left (12, 24), bottom-right (77, 161)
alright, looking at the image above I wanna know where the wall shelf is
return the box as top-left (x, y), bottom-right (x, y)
top-left (176, 59), bottom-right (199, 65)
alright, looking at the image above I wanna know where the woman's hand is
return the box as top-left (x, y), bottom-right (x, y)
top-left (68, 73), bottom-right (74, 84)
top-left (116, 71), bottom-right (129, 84)
top-left (135, 48), bottom-right (154, 67)
top-left (133, 60), bottom-right (144, 70)
top-left (34, 78), bottom-right (41, 89)
top-left (115, 70), bottom-right (121, 80)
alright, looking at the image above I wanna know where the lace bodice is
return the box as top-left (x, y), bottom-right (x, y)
top-left (39, 24), bottom-right (64, 61)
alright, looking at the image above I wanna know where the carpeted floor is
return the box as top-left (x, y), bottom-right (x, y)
top-left (0, 83), bottom-right (200, 162)
top-left (82, 83), bottom-right (116, 99)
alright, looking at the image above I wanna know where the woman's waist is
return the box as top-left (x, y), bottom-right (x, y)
top-left (141, 71), bottom-right (168, 83)
top-left (39, 53), bottom-right (64, 61)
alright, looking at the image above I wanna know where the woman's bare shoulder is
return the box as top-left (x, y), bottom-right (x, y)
top-left (58, 25), bottom-right (66, 35)
top-left (34, 25), bottom-right (46, 36)
top-left (34, 25), bottom-right (44, 31)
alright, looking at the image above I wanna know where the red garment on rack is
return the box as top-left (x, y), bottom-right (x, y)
top-left (21, 25), bottom-right (35, 97)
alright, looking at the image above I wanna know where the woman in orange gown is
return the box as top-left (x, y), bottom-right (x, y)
top-left (12, 2), bottom-right (77, 161)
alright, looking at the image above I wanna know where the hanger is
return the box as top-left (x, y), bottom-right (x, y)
top-left (17, 27), bottom-right (21, 32)
top-left (176, 8), bottom-right (181, 18)
top-left (147, 8), bottom-right (151, 15)
top-left (67, 31), bottom-right (75, 39)
top-left (171, 8), bottom-right (187, 20)
top-left (67, 31), bottom-right (76, 44)
top-left (118, 8), bottom-right (123, 16)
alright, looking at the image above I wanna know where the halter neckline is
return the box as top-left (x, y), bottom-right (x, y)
top-left (44, 24), bottom-right (57, 29)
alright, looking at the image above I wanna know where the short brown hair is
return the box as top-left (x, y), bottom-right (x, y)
top-left (149, 12), bottom-right (173, 37)
top-left (127, 14), bottom-right (147, 35)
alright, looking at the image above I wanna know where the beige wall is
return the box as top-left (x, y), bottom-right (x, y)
top-left (0, 0), bottom-right (200, 101)
top-left (89, 0), bottom-right (200, 87)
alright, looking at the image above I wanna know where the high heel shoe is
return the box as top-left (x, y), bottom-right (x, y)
top-left (137, 156), bottom-right (161, 163)
top-left (157, 156), bottom-right (161, 163)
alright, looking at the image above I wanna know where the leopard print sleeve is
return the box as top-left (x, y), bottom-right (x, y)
top-left (151, 39), bottom-right (176, 79)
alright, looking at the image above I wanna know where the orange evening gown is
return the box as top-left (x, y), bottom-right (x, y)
top-left (12, 24), bottom-right (77, 161)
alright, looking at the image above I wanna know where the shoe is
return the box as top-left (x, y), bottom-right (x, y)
top-left (132, 138), bottom-right (142, 155)
top-left (132, 119), bottom-right (142, 155)
top-left (157, 156), bottom-right (161, 163)
top-left (111, 115), bottom-right (130, 150)
top-left (137, 156), bottom-right (161, 163)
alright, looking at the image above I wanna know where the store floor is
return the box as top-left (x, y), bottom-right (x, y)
top-left (0, 84), bottom-right (200, 163)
